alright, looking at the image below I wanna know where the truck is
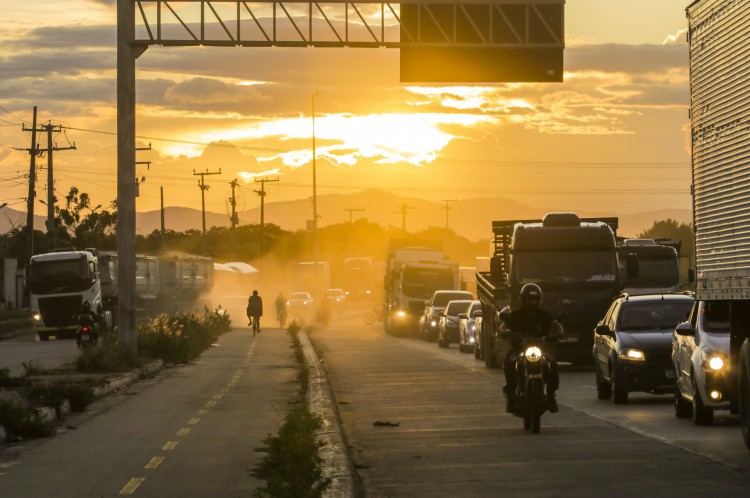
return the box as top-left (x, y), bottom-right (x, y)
top-left (342, 257), bottom-right (375, 300)
top-left (687, 0), bottom-right (750, 448)
top-left (383, 242), bottom-right (459, 335)
top-left (296, 261), bottom-right (331, 295)
top-left (616, 239), bottom-right (681, 295)
top-left (28, 250), bottom-right (109, 341)
top-left (476, 213), bottom-right (622, 367)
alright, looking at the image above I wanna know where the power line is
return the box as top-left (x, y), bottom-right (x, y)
top-left (0, 105), bottom-right (25, 124)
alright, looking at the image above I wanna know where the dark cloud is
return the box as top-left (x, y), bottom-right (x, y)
top-left (12, 25), bottom-right (115, 50)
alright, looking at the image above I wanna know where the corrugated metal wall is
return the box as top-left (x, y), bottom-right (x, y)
top-left (690, 0), bottom-right (750, 299)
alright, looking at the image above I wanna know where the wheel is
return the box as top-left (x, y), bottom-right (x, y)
top-left (523, 410), bottom-right (531, 430)
top-left (483, 332), bottom-right (498, 369)
top-left (364, 313), bottom-right (375, 325)
top-left (474, 343), bottom-right (481, 359)
top-left (595, 365), bottom-right (611, 400)
top-left (611, 367), bottom-right (628, 405)
top-left (674, 381), bottom-right (692, 419)
top-left (38, 332), bottom-right (50, 341)
top-left (527, 381), bottom-right (543, 434)
top-left (692, 377), bottom-right (714, 425)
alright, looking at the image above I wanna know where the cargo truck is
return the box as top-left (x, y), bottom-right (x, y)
top-left (476, 213), bottom-right (623, 367)
top-left (687, 0), bottom-right (750, 449)
top-left (617, 239), bottom-right (681, 295)
top-left (383, 242), bottom-right (458, 335)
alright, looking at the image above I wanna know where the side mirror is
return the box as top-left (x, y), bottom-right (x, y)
top-left (675, 322), bottom-right (694, 337)
top-left (424, 300), bottom-right (430, 306)
top-left (595, 324), bottom-right (611, 336)
top-left (472, 310), bottom-right (483, 318)
top-left (457, 313), bottom-right (468, 320)
top-left (627, 253), bottom-right (640, 279)
top-left (688, 268), bottom-right (696, 284)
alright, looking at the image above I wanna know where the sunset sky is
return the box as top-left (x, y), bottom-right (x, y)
top-left (0, 1), bottom-right (692, 232)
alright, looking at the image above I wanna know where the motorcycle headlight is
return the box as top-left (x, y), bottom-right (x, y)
top-left (396, 310), bottom-right (407, 318)
top-left (430, 320), bottom-right (437, 327)
top-left (33, 313), bottom-right (41, 322)
top-left (703, 353), bottom-right (728, 372)
top-left (525, 346), bottom-right (542, 362)
top-left (618, 348), bottom-right (645, 362)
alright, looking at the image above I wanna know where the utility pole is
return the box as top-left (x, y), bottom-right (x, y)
top-left (254, 177), bottom-right (279, 261)
top-left (23, 107), bottom-right (38, 259)
top-left (228, 179), bottom-right (240, 258)
top-left (160, 186), bottom-right (166, 249)
top-left (442, 199), bottom-right (457, 230)
top-left (43, 122), bottom-right (76, 249)
top-left (193, 168), bottom-right (221, 255)
top-left (394, 203), bottom-right (414, 232)
top-left (345, 207), bottom-right (364, 224)
top-left (312, 92), bottom-right (320, 298)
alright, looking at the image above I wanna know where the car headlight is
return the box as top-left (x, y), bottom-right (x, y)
top-left (396, 310), bottom-right (407, 318)
top-left (618, 348), bottom-right (645, 361)
top-left (525, 346), bottom-right (542, 362)
top-left (33, 312), bottom-right (41, 322)
top-left (703, 353), bottom-right (728, 372)
top-left (430, 320), bottom-right (437, 327)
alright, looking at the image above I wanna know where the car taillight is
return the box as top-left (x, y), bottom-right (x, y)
top-left (82, 327), bottom-right (89, 332)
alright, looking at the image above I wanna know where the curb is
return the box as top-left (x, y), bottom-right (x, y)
top-left (0, 359), bottom-right (163, 445)
top-left (298, 331), bottom-right (359, 498)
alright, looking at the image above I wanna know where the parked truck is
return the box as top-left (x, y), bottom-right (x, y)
top-left (342, 257), bottom-right (375, 300)
top-left (687, 0), bottom-right (750, 449)
top-left (476, 213), bottom-right (622, 367)
top-left (28, 250), bottom-right (109, 341)
top-left (383, 242), bottom-right (459, 335)
top-left (617, 239), bottom-right (681, 295)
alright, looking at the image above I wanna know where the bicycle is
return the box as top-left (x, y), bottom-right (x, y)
top-left (249, 315), bottom-right (261, 336)
top-left (277, 307), bottom-right (287, 328)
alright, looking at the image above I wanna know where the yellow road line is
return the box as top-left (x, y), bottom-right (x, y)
top-left (163, 441), bottom-right (178, 451)
top-left (199, 409), bottom-right (209, 415)
top-left (145, 457), bottom-right (165, 470)
top-left (177, 427), bottom-right (191, 436)
top-left (119, 477), bottom-right (145, 495)
top-left (188, 418), bottom-right (200, 425)
top-left (207, 400), bottom-right (216, 407)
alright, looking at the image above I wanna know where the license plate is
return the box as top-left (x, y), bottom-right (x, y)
top-left (559, 336), bottom-right (579, 343)
top-left (666, 370), bottom-right (675, 379)
top-left (82, 334), bottom-right (89, 340)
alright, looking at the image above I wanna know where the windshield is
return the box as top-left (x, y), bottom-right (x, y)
top-left (290, 293), bottom-right (310, 301)
top-left (619, 300), bottom-right (694, 331)
top-left (446, 301), bottom-right (472, 316)
top-left (29, 258), bottom-right (92, 294)
top-left (701, 301), bottom-right (730, 333)
top-left (402, 267), bottom-right (454, 298)
top-left (514, 251), bottom-right (617, 285)
top-left (433, 291), bottom-right (473, 307)
top-left (622, 258), bottom-right (679, 287)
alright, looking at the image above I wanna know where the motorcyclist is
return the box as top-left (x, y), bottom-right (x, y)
top-left (275, 292), bottom-right (287, 327)
top-left (501, 283), bottom-right (564, 413)
top-left (77, 300), bottom-right (101, 327)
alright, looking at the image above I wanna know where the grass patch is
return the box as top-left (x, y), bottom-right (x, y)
top-left (250, 320), bottom-right (329, 497)
top-left (0, 399), bottom-right (55, 441)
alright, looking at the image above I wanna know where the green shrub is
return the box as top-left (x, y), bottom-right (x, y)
top-left (0, 399), bottom-right (55, 441)
top-left (251, 408), bottom-right (328, 498)
top-left (75, 341), bottom-right (138, 373)
top-left (23, 381), bottom-right (97, 412)
top-left (137, 307), bottom-right (230, 364)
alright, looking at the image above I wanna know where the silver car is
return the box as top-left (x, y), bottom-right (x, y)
top-left (673, 300), bottom-right (731, 425)
top-left (458, 300), bottom-right (482, 354)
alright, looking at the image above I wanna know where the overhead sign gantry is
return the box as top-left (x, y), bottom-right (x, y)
top-left (117, 0), bottom-right (565, 352)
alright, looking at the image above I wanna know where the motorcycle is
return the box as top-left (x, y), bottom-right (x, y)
top-left (363, 305), bottom-right (383, 325)
top-left (76, 316), bottom-right (99, 349)
top-left (509, 335), bottom-right (554, 433)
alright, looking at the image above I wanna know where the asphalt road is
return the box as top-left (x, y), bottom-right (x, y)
top-left (309, 315), bottom-right (750, 497)
top-left (0, 332), bottom-right (79, 376)
top-left (0, 327), bottom-right (299, 497)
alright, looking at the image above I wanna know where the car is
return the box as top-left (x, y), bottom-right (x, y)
top-left (420, 290), bottom-right (474, 341)
top-left (288, 291), bottom-right (314, 319)
top-left (324, 288), bottom-right (347, 306)
top-left (438, 299), bottom-right (474, 349)
top-left (473, 314), bottom-right (484, 359)
top-left (673, 300), bottom-right (731, 425)
top-left (593, 293), bottom-right (694, 404)
top-left (457, 300), bottom-right (482, 354)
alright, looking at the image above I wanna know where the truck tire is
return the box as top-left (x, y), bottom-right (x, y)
top-left (740, 339), bottom-right (750, 449)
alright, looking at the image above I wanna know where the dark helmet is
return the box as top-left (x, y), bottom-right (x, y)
top-left (520, 283), bottom-right (543, 309)
top-left (252, 290), bottom-right (259, 296)
top-left (81, 300), bottom-right (91, 311)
